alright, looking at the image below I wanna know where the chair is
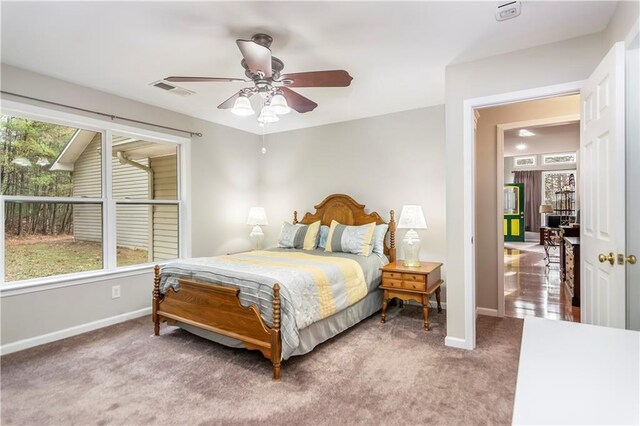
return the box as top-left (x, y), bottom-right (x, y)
top-left (542, 227), bottom-right (563, 268)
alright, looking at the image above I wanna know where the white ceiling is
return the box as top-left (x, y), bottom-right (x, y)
top-left (1, 2), bottom-right (617, 135)
top-left (504, 122), bottom-right (580, 157)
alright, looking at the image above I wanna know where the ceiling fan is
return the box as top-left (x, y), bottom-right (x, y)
top-left (164, 33), bottom-right (353, 123)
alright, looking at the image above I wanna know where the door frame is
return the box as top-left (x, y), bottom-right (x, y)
top-left (495, 114), bottom-right (580, 317)
top-left (463, 80), bottom-right (584, 345)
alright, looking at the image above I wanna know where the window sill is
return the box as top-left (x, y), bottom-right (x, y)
top-left (1, 262), bottom-right (172, 298)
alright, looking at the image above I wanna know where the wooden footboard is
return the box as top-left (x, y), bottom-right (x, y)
top-left (152, 265), bottom-right (282, 380)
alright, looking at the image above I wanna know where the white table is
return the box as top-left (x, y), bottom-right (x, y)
top-left (513, 316), bottom-right (640, 425)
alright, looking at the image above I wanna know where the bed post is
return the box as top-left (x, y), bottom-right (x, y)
top-left (389, 210), bottom-right (396, 263)
top-left (153, 265), bottom-right (160, 336)
top-left (293, 211), bottom-right (298, 224)
top-left (271, 283), bottom-right (282, 381)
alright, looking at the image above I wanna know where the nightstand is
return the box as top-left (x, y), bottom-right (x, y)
top-left (380, 261), bottom-right (444, 330)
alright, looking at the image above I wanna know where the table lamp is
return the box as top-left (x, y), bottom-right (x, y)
top-left (539, 204), bottom-right (553, 226)
top-left (246, 207), bottom-right (268, 250)
top-left (397, 205), bottom-right (428, 267)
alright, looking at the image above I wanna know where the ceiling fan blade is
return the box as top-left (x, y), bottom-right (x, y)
top-left (217, 91), bottom-right (241, 109)
top-left (280, 87), bottom-right (318, 113)
top-left (279, 70), bottom-right (353, 87)
top-left (165, 76), bottom-right (247, 83)
top-left (236, 39), bottom-right (272, 77)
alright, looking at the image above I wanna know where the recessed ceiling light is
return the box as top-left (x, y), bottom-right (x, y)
top-left (519, 129), bottom-right (535, 137)
top-left (516, 143), bottom-right (527, 151)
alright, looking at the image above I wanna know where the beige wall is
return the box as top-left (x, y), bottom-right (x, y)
top-left (475, 96), bottom-right (579, 311)
top-left (258, 106), bottom-right (447, 292)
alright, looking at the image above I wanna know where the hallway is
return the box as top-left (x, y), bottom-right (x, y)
top-left (504, 242), bottom-right (579, 322)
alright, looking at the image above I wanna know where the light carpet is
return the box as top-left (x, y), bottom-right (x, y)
top-left (1, 307), bottom-right (523, 425)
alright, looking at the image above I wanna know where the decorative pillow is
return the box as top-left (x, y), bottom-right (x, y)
top-left (325, 220), bottom-right (376, 256)
top-left (371, 223), bottom-right (389, 256)
top-left (317, 225), bottom-right (330, 249)
top-left (277, 221), bottom-right (321, 250)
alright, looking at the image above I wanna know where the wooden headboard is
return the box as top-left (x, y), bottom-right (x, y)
top-left (293, 193), bottom-right (396, 262)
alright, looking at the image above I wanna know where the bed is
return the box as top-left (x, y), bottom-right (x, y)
top-left (152, 194), bottom-right (396, 380)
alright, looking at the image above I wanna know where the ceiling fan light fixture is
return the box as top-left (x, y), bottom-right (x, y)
top-left (231, 95), bottom-right (255, 116)
top-left (271, 94), bottom-right (290, 115)
top-left (257, 105), bottom-right (279, 123)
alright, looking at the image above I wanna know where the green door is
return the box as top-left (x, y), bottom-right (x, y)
top-left (504, 183), bottom-right (525, 242)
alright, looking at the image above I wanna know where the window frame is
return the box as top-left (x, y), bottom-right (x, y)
top-left (542, 152), bottom-right (577, 165)
top-left (0, 99), bottom-right (191, 291)
top-left (513, 155), bottom-right (537, 167)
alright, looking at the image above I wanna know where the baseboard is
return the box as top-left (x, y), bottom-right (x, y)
top-left (429, 300), bottom-right (447, 310)
top-left (444, 336), bottom-right (474, 350)
top-left (476, 307), bottom-right (499, 317)
top-left (0, 307), bottom-right (151, 356)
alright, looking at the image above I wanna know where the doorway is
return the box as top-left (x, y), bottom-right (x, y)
top-left (474, 95), bottom-right (581, 323)
top-left (465, 40), bottom-right (635, 349)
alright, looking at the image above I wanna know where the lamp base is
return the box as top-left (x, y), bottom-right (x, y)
top-left (249, 225), bottom-right (264, 250)
top-left (401, 229), bottom-right (421, 268)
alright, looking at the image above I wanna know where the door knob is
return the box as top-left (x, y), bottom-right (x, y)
top-left (598, 252), bottom-right (615, 265)
top-left (626, 255), bottom-right (637, 265)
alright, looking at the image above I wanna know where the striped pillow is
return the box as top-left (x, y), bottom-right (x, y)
top-left (317, 225), bottom-right (330, 249)
top-left (277, 221), bottom-right (321, 250)
top-left (371, 223), bottom-right (389, 256)
top-left (324, 220), bottom-right (376, 256)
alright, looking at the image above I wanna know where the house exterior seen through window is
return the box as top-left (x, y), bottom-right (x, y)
top-left (1, 114), bottom-right (182, 283)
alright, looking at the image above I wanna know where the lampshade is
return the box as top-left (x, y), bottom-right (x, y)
top-left (270, 94), bottom-right (290, 115)
top-left (246, 207), bottom-right (268, 226)
top-left (257, 105), bottom-right (279, 123)
top-left (397, 205), bottom-right (428, 229)
top-left (539, 204), bottom-right (554, 214)
top-left (231, 95), bottom-right (255, 116)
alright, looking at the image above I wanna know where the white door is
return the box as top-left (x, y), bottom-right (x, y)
top-left (580, 42), bottom-right (626, 327)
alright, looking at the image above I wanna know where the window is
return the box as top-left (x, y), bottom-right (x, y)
top-left (1, 110), bottom-right (187, 284)
top-left (543, 152), bottom-right (577, 165)
top-left (513, 155), bottom-right (536, 167)
top-left (542, 170), bottom-right (576, 206)
top-left (112, 134), bottom-right (179, 267)
top-left (2, 116), bottom-right (104, 281)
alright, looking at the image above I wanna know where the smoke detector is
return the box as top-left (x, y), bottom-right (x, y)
top-left (495, 1), bottom-right (521, 21)
top-left (149, 80), bottom-right (194, 97)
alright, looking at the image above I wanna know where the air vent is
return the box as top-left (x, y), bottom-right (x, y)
top-left (150, 80), bottom-right (195, 97)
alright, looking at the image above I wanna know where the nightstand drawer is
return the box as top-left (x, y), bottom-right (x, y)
top-left (402, 273), bottom-right (426, 283)
top-left (383, 271), bottom-right (403, 280)
top-left (383, 279), bottom-right (403, 289)
top-left (402, 280), bottom-right (426, 292)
